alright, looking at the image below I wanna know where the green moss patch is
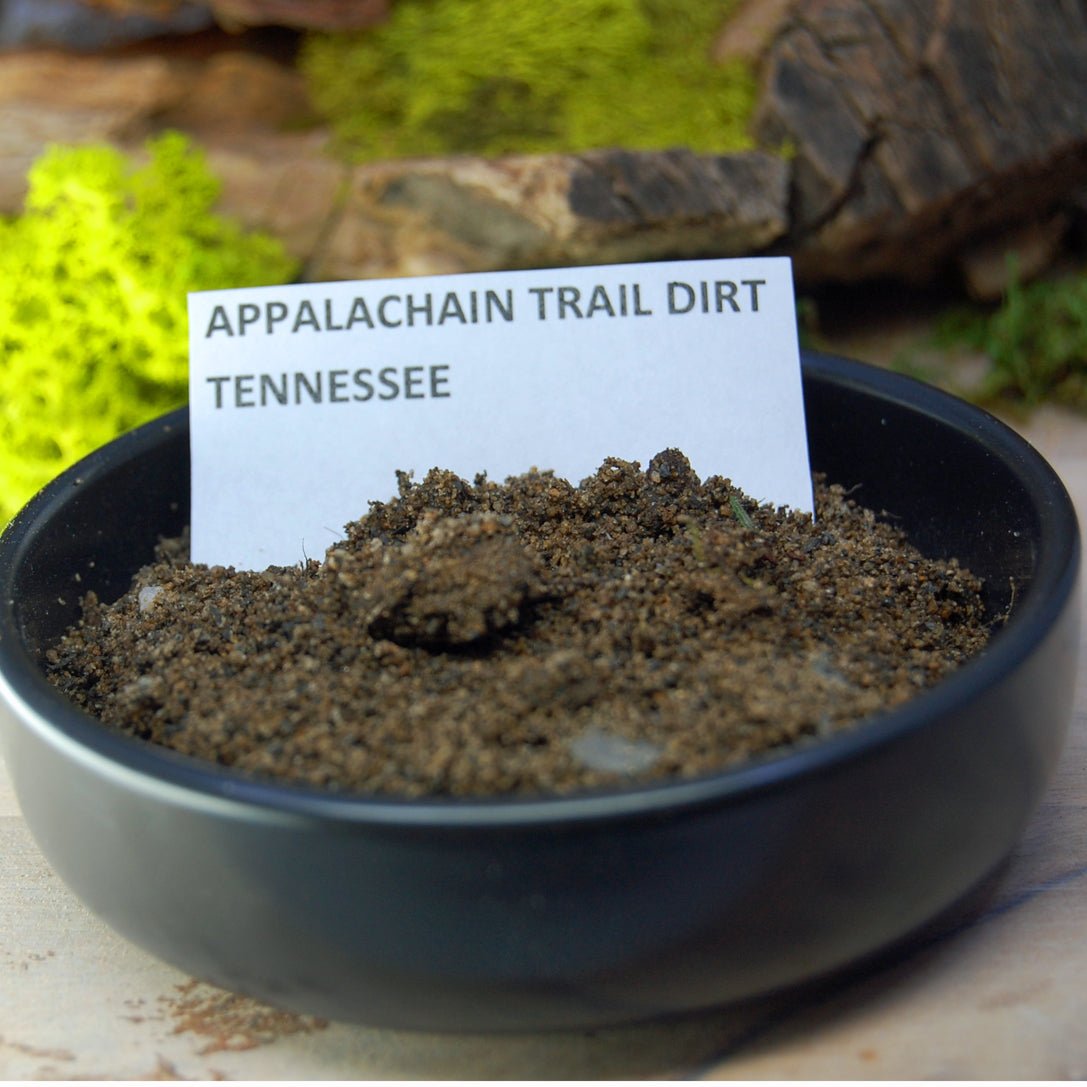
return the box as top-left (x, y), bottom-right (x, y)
top-left (300, 0), bottom-right (756, 160)
top-left (0, 133), bottom-right (296, 526)
top-left (929, 262), bottom-right (1087, 410)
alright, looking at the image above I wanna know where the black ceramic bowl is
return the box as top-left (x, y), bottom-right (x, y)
top-left (0, 353), bottom-right (1079, 1032)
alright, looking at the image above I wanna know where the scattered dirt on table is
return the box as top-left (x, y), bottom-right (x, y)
top-left (162, 980), bottom-right (328, 1056)
top-left (0, 1034), bottom-right (76, 1064)
top-left (46, 450), bottom-right (991, 797)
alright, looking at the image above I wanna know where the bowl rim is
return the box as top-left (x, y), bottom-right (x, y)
top-left (0, 352), bottom-right (1080, 829)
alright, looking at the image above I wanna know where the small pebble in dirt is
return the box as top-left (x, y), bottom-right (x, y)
top-left (569, 726), bottom-right (663, 775)
top-left (45, 450), bottom-right (991, 798)
top-left (137, 585), bottom-right (164, 614)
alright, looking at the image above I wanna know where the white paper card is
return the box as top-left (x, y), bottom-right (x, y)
top-left (188, 258), bottom-right (811, 570)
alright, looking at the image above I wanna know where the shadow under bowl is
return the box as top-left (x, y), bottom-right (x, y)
top-left (0, 351), bottom-right (1080, 1031)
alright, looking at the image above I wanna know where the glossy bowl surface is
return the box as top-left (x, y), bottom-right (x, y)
top-left (0, 352), bottom-right (1079, 1031)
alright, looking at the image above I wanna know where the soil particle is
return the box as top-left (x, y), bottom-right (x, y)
top-left (45, 451), bottom-right (991, 798)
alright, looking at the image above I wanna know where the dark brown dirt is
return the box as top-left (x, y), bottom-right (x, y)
top-left (45, 450), bottom-right (990, 797)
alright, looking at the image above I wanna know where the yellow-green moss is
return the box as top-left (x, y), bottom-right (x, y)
top-left (0, 133), bottom-right (296, 526)
top-left (300, 0), bottom-right (756, 160)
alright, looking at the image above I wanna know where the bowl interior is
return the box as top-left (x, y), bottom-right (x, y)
top-left (0, 351), bottom-right (1076, 777)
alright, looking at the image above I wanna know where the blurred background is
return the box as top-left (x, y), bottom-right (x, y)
top-left (2, 0), bottom-right (1086, 523)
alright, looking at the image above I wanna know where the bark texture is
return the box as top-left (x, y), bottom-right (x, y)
top-left (755, 0), bottom-right (1087, 286)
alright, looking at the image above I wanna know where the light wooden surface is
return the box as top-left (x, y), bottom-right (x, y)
top-left (2, 405), bottom-right (1086, 1080)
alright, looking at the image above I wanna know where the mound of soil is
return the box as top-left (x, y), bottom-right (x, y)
top-left (46, 450), bottom-right (989, 797)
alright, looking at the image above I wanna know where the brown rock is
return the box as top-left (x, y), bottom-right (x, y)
top-left (311, 149), bottom-right (789, 281)
top-left (0, 50), bottom-right (186, 115)
top-left (0, 52), bottom-right (187, 212)
top-left (206, 0), bottom-right (388, 30)
top-left (76, 0), bottom-right (388, 31)
top-left (157, 52), bottom-right (319, 134)
top-left (755, 0), bottom-right (1087, 287)
top-left (0, 46), bottom-right (340, 265)
top-left (205, 132), bottom-right (346, 266)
